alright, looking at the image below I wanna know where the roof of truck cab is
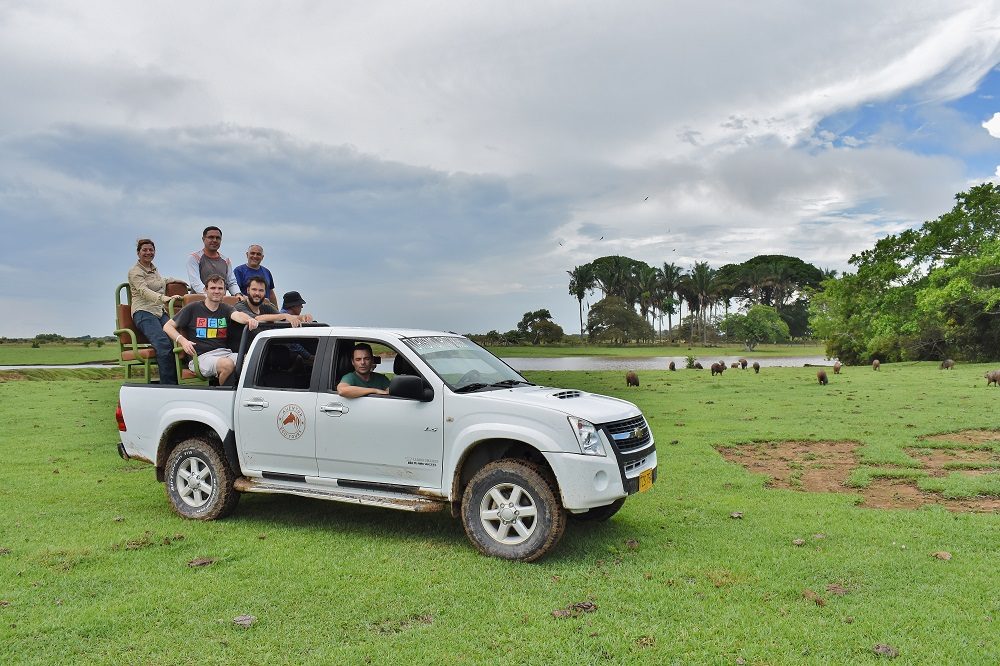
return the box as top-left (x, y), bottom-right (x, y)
top-left (257, 326), bottom-right (462, 339)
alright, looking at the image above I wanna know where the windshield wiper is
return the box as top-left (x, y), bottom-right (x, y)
top-left (490, 379), bottom-right (534, 387)
top-left (454, 382), bottom-right (489, 393)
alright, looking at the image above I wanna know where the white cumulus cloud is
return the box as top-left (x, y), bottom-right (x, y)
top-left (985, 112), bottom-right (1000, 138)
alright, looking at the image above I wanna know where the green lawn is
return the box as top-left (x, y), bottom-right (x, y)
top-left (490, 342), bottom-right (826, 358)
top-left (0, 363), bottom-right (997, 663)
top-left (0, 341), bottom-right (826, 365)
top-left (0, 343), bottom-right (116, 366)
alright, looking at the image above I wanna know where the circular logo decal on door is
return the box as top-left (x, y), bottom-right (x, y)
top-left (276, 404), bottom-right (306, 440)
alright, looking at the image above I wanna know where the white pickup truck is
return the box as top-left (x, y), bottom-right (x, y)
top-left (116, 326), bottom-right (657, 561)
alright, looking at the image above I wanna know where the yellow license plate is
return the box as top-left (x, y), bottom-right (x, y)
top-left (638, 468), bottom-right (654, 493)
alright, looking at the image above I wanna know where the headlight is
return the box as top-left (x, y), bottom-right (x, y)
top-left (569, 416), bottom-right (606, 456)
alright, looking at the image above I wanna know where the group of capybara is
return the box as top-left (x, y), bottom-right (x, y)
top-left (708, 358), bottom-right (751, 375)
top-left (626, 357), bottom-right (760, 386)
top-left (623, 357), bottom-right (1000, 387)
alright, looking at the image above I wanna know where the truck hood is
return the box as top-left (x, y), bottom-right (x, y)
top-left (470, 385), bottom-right (640, 424)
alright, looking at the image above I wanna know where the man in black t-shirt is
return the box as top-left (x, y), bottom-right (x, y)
top-left (234, 276), bottom-right (306, 325)
top-left (164, 274), bottom-right (258, 384)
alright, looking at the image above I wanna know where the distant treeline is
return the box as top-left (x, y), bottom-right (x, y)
top-left (1, 334), bottom-right (114, 346)
top-left (563, 253), bottom-right (831, 347)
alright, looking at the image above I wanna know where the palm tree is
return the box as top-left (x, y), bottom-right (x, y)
top-left (567, 264), bottom-right (595, 340)
top-left (742, 263), bottom-right (773, 304)
top-left (590, 256), bottom-right (634, 300)
top-left (637, 265), bottom-right (660, 328)
top-left (688, 261), bottom-right (717, 345)
top-left (770, 263), bottom-right (796, 310)
top-left (659, 262), bottom-right (682, 334)
top-left (712, 268), bottom-right (737, 318)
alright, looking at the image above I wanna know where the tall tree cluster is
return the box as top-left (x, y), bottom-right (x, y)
top-left (568, 253), bottom-right (825, 344)
top-left (809, 183), bottom-right (1000, 364)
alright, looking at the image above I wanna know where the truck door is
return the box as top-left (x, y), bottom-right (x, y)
top-left (315, 339), bottom-right (444, 489)
top-left (235, 336), bottom-right (321, 478)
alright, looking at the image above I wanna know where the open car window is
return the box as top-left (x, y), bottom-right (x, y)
top-left (331, 339), bottom-right (417, 389)
top-left (403, 336), bottom-right (528, 392)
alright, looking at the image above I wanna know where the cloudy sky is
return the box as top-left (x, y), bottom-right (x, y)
top-left (1, 1), bottom-right (999, 338)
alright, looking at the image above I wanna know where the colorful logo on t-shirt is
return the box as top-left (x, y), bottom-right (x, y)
top-left (195, 317), bottom-right (227, 339)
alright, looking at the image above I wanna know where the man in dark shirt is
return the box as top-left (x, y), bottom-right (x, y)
top-left (234, 245), bottom-right (277, 304)
top-left (337, 343), bottom-right (390, 398)
top-left (280, 290), bottom-right (309, 318)
top-left (164, 274), bottom-right (257, 384)
top-left (235, 277), bottom-right (303, 325)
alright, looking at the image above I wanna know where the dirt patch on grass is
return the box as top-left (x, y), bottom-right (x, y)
top-left (716, 440), bottom-right (858, 493)
top-left (716, 439), bottom-right (1000, 512)
top-left (904, 446), bottom-right (1000, 474)
top-left (923, 429), bottom-right (1000, 446)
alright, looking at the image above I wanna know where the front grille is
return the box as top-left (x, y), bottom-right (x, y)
top-left (623, 456), bottom-right (648, 474)
top-left (602, 415), bottom-right (652, 453)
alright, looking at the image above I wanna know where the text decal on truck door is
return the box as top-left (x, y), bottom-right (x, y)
top-left (276, 404), bottom-right (306, 440)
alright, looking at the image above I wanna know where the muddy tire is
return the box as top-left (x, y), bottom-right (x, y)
top-left (568, 497), bottom-right (626, 522)
top-left (461, 459), bottom-right (566, 562)
top-left (165, 438), bottom-right (240, 520)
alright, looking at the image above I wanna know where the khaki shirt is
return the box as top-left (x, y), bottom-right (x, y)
top-left (128, 262), bottom-right (174, 317)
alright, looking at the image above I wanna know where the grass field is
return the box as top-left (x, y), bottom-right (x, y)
top-left (1, 363), bottom-right (997, 663)
top-left (0, 343), bottom-right (116, 366)
top-left (0, 342), bottom-right (825, 365)
top-left (488, 343), bottom-right (826, 358)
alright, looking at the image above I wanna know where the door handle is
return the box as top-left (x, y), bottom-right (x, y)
top-left (320, 402), bottom-right (348, 416)
top-left (242, 398), bottom-right (269, 410)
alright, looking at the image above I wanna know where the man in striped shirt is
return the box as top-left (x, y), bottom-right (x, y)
top-left (186, 226), bottom-right (242, 297)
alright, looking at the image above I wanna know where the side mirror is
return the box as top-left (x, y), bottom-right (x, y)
top-left (388, 375), bottom-right (434, 402)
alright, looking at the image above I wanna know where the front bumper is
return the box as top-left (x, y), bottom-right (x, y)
top-left (544, 449), bottom-right (657, 510)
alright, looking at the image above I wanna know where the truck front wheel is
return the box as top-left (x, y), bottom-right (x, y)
top-left (461, 459), bottom-right (566, 562)
top-left (165, 438), bottom-right (240, 520)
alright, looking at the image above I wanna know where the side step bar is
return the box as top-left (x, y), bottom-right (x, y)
top-left (233, 477), bottom-right (448, 513)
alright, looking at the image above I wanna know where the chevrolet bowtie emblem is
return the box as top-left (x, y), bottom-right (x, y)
top-left (631, 426), bottom-right (646, 439)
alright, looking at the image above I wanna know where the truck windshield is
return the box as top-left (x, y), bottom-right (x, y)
top-left (403, 336), bottom-right (532, 392)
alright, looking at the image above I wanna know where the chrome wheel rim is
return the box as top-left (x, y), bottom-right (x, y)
top-left (479, 482), bottom-right (538, 545)
top-left (175, 456), bottom-right (214, 508)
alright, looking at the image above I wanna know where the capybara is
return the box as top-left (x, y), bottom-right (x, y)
top-left (752, 361), bottom-right (760, 373)
top-left (711, 362), bottom-right (724, 376)
top-left (739, 358), bottom-right (748, 370)
top-left (730, 362), bottom-right (740, 369)
top-left (833, 361), bottom-right (842, 374)
top-left (626, 371), bottom-right (639, 387)
top-left (985, 370), bottom-right (1000, 387)
top-left (668, 361), bottom-right (676, 371)
top-left (872, 359), bottom-right (881, 371)
top-left (694, 362), bottom-right (703, 369)
top-left (940, 359), bottom-right (955, 370)
top-left (817, 369), bottom-right (828, 385)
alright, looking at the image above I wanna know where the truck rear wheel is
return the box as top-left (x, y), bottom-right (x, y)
top-left (461, 459), bottom-right (566, 562)
top-left (165, 438), bottom-right (240, 520)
